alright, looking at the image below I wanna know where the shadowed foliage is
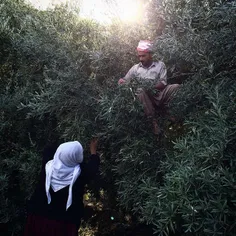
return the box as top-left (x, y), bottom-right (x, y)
top-left (0, 0), bottom-right (236, 235)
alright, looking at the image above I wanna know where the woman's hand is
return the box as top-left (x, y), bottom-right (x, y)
top-left (90, 138), bottom-right (98, 155)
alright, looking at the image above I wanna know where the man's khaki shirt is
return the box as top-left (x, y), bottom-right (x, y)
top-left (123, 61), bottom-right (167, 86)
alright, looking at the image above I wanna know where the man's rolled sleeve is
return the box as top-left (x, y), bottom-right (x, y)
top-left (123, 65), bottom-right (137, 83)
top-left (159, 62), bottom-right (167, 86)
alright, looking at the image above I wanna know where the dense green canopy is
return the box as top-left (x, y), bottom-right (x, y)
top-left (0, 0), bottom-right (236, 235)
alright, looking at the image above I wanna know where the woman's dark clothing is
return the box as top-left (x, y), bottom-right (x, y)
top-left (24, 214), bottom-right (77, 236)
top-left (25, 145), bottom-right (100, 235)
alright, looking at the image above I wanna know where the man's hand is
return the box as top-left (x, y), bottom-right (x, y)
top-left (155, 82), bottom-right (166, 91)
top-left (90, 138), bottom-right (98, 155)
top-left (118, 78), bottom-right (126, 85)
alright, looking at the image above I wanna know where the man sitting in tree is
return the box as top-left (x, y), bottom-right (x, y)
top-left (118, 40), bottom-right (179, 135)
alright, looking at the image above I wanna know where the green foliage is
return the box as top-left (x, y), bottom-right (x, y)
top-left (0, 146), bottom-right (41, 235)
top-left (97, 0), bottom-right (236, 235)
top-left (147, 81), bottom-right (236, 235)
top-left (0, 0), bottom-right (103, 234)
top-left (1, 0), bottom-right (236, 235)
top-left (98, 0), bottom-right (236, 235)
top-left (89, 22), bottom-right (149, 83)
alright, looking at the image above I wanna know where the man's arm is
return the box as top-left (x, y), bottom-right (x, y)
top-left (154, 62), bottom-right (167, 90)
top-left (118, 65), bottom-right (137, 84)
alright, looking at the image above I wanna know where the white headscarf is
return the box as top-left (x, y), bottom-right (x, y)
top-left (45, 141), bottom-right (83, 210)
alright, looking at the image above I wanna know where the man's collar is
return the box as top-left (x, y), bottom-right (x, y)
top-left (138, 61), bottom-right (156, 69)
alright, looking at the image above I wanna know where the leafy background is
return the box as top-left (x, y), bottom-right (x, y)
top-left (0, 0), bottom-right (236, 235)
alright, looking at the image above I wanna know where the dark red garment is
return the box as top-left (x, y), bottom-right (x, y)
top-left (24, 214), bottom-right (77, 236)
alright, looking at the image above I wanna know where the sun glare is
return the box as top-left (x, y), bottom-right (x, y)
top-left (26, 0), bottom-right (144, 24)
top-left (116, 0), bottom-right (143, 22)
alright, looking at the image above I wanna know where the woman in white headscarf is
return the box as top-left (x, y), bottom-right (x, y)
top-left (24, 139), bottom-right (100, 236)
